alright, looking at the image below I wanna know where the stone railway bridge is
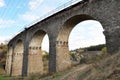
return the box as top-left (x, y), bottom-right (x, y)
top-left (5, 0), bottom-right (120, 76)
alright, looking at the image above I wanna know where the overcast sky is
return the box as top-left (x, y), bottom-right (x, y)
top-left (0, 0), bottom-right (105, 51)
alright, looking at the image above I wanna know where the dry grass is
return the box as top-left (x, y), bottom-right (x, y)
top-left (76, 51), bottom-right (120, 80)
top-left (2, 51), bottom-right (120, 80)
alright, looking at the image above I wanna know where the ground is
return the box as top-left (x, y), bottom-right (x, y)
top-left (0, 51), bottom-right (120, 80)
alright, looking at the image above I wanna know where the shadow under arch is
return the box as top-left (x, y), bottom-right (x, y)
top-left (12, 39), bottom-right (24, 76)
top-left (28, 30), bottom-right (49, 75)
top-left (56, 14), bottom-right (105, 72)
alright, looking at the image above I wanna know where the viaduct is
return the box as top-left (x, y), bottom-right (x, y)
top-left (5, 0), bottom-right (120, 76)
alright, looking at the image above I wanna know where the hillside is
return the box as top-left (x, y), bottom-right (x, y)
top-left (83, 51), bottom-right (120, 80)
top-left (9, 51), bottom-right (118, 80)
top-left (39, 51), bottom-right (120, 80)
top-left (64, 52), bottom-right (120, 80)
top-left (0, 43), bottom-right (7, 75)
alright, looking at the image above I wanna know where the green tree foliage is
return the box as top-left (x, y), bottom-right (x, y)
top-left (70, 53), bottom-right (76, 60)
top-left (42, 50), bottom-right (49, 61)
top-left (43, 53), bottom-right (49, 61)
top-left (84, 44), bottom-right (106, 51)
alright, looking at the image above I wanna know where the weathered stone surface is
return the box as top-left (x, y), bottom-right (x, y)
top-left (6, 0), bottom-right (120, 76)
top-left (56, 42), bottom-right (71, 72)
top-left (11, 40), bottom-right (24, 76)
top-left (28, 49), bottom-right (43, 75)
top-left (5, 47), bottom-right (12, 75)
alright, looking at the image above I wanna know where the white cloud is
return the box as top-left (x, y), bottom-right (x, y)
top-left (0, 19), bottom-right (15, 28)
top-left (29, 0), bottom-right (43, 10)
top-left (19, 14), bottom-right (39, 22)
top-left (0, 36), bottom-right (11, 43)
top-left (0, 0), bottom-right (5, 7)
top-left (0, 19), bottom-right (15, 24)
top-left (19, 5), bottom-right (54, 22)
top-left (19, 0), bottom-right (54, 24)
top-left (20, 0), bottom-right (80, 27)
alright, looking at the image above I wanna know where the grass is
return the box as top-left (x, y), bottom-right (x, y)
top-left (1, 51), bottom-right (120, 80)
top-left (30, 69), bottom-right (71, 80)
top-left (0, 75), bottom-right (10, 80)
top-left (9, 68), bottom-right (71, 80)
top-left (0, 67), bottom-right (9, 80)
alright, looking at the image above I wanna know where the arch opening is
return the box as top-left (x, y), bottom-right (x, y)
top-left (56, 14), bottom-right (106, 71)
top-left (69, 20), bottom-right (105, 50)
top-left (41, 35), bottom-right (49, 74)
top-left (12, 40), bottom-right (24, 76)
top-left (42, 35), bottom-right (49, 52)
top-left (28, 30), bottom-right (49, 75)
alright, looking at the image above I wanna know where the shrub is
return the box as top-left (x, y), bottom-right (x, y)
top-left (43, 54), bottom-right (49, 61)
top-left (102, 47), bottom-right (107, 53)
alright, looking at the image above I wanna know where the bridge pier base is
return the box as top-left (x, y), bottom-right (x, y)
top-left (104, 28), bottom-right (120, 54)
top-left (27, 46), bottom-right (44, 75)
top-left (56, 41), bottom-right (71, 72)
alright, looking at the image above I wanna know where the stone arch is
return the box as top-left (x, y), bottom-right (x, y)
top-left (28, 30), bottom-right (49, 74)
top-left (57, 14), bottom-right (96, 41)
top-left (5, 46), bottom-right (12, 75)
top-left (12, 39), bottom-right (24, 76)
top-left (56, 14), bottom-right (105, 71)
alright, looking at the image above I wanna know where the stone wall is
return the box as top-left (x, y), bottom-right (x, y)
top-left (5, 47), bottom-right (12, 75)
top-left (12, 40), bottom-right (24, 76)
top-left (56, 41), bottom-right (71, 71)
top-left (28, 47), bottom-right (43, 75)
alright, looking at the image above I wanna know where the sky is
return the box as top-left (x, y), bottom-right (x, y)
top-left (0, 0), bottom-right (105, 51)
